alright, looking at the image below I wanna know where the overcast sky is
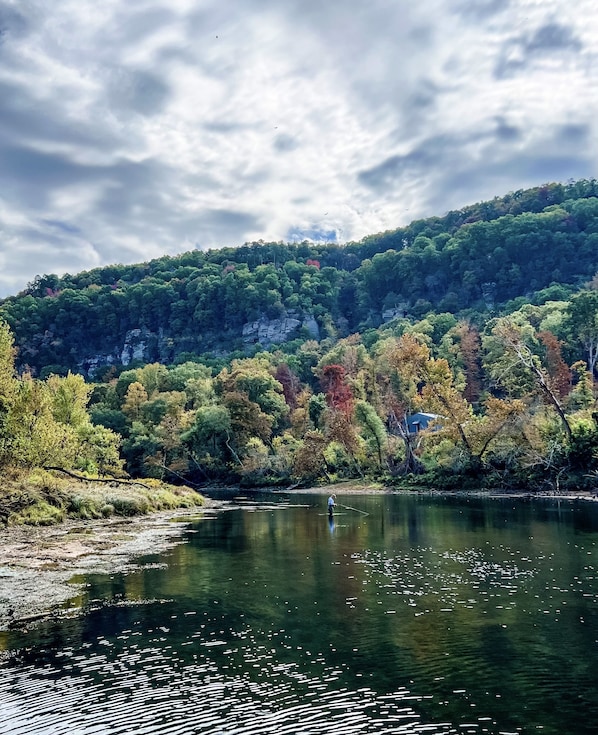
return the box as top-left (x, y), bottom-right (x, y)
top-left (0, 0), bottom-right (596, 297)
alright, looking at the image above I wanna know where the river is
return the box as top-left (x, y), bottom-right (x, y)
top-left (1, 491), bottom-right (598, 735)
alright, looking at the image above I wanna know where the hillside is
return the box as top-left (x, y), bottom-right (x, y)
top-left (0, 181), bottom-right (597, 497)
top-left (1, 180), bottom-right (597, 378)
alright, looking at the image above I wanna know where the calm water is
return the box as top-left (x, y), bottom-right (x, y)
top-left (2, 492), bottom-right (598, 735)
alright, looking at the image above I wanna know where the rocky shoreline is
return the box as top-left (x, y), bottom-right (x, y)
top-left (0, 503), bottom-right (225, 633)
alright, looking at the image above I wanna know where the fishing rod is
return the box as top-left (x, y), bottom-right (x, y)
top-left (337, 503), bottom-right (369, 516)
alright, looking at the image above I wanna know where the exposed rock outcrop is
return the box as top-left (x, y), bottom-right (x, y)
top-left (242, 313), bottom-right (319, 347)
top-left (77, 311), bottom-right (320, 375)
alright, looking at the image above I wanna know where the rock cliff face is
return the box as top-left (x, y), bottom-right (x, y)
top-left (242, 313), bottom-right (319, 347)
top-left (78, 312), bottom-right (320, 375)
top-left (79, 327), bottom-right (162, 375)
top-left (120, 328), bottom-right (159, 366)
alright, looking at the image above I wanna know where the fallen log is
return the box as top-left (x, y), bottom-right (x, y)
top-left (43, 466), bottom-right (151, 490)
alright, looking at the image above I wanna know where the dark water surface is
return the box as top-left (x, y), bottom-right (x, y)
top-left (2, 492), bottom-right (598, 735)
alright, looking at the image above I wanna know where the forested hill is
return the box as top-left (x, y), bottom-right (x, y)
top-left (1, 179), bottom-right (598, 377)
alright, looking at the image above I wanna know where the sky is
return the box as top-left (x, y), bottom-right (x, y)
top-left (0, 0), bottom-right (596, 298)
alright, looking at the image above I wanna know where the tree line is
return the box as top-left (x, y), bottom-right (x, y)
top-left (1, 286), bottom-right (596, 492)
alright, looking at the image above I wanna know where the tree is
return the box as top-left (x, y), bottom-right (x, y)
top-left (566, 290), bottom-right (598, 379)
top-left (452, 322), bottom-right (483, 404)
top-left (275, 363), bottom-right (301, 409)
top-left (0, 320), bottom-right (17, 467)
top-left (417, 356), bottom-right (474, 456)
top-left (182, 404), bottom-right (232, 464)
top-left (122, 382), bottom-right (149, 421)
top-left (223, 391), bottom-right (273, 456)
top-left (292, 430), bottom-right (330, 483)
top-left (567, 361), bottom-right (595, 411)
top-left (491, 319), bottom-right (573, 442)
top-left (320, 364), bottom-right (354, 417)
top-left (381, 333), bottom-right (492, 470)
top-left (537, 331), bottom-right (571, 399)
top-left (76, 423), bottom-right (124, 476)
top-left (464, 396), bottom-right (526, 467)
top-left (136, 362), bottom-right (169, 397)
top-left (0, 320), bottom-right (16, 402)
top-left (8, 374), bottom-right (79, 468)
top-left (218, 358), bottom-right (289, 432)
top-left (354, 399), bottom-right (387, 467)
top-left (47, 372), bottom-right (93, 428)
top-left (375, 335), bottom-right (427, 475)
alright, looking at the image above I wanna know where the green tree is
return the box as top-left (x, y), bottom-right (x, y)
top-left (566, 290), bottom-right (598, 379)
top-left (8, 374), bottom-right (78, 468)
top-left (354, 399), bottom-right (387, 467)
top-left (182, 404), bottom-right (233, 475)
top-left (0, 320), bottom-right (17, 466)
top-left (47, 372), bottom-right (93, 428)
top-left (76, 423), bottom-right (124, 476)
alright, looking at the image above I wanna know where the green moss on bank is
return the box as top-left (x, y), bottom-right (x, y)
top-left (0, 469), bottom-right (205, 527)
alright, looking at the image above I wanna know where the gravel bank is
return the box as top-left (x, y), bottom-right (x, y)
top-left (0, 503), bottom-right (225, 632)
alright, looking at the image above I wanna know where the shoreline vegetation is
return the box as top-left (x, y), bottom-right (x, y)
top-left (0, 468), bottom-right (206, 528)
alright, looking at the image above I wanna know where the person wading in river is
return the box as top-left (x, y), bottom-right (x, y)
top-left (327, 493), bottom-right (336, 517)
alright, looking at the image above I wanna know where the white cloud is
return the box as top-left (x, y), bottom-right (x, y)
top-left (0, 0), bottom-right (596, 296)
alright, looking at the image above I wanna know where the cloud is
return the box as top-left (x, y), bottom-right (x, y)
top-left (0, 0), bottom-right (596, 298)
top-left (0, 2), bottom-right (30, 41)
top-left (106, 68), bottom-right (171, 117)
top-left (495, 21), bottom-right (583, 78)
top-left (452, 0), bottom-right (510, 20)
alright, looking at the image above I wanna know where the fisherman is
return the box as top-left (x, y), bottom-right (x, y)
top-left (327, 493), bottom-right (336, 517)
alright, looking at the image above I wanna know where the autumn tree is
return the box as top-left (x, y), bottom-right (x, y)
top-left (537, 330), bottom-right (571, 399)
top-left (122, 382), bottom-right (149, 421)
top-left (218, 358), bottom-right (288, 431)
top-left (320, 364), bottom-right (354, 417)
top-left (275, 363), bottom-right (301, 409)
top-left (375, 335), bottom-right (426, 475)
top-left (490, 318), bottom-right (573, 442)
top-left (292, 430), bottom-right (330, 483)
top-left (450, 321), bottom-right (483, 404)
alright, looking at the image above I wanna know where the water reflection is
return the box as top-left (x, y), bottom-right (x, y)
top-left (2, 493), bottom-right (598, 735)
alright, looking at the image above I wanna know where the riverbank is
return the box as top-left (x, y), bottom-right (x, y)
top-left (285, 478), bottom-right (598, 500)
top-left (0, 468), bottom-right (207, 526)
top-left (0, 503), bottom-right (227, 634)
top-left (0, 467), bottom-right (224, 633)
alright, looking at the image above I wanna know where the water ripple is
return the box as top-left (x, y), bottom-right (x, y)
top-left (0, 619), bottom-right (489, 735)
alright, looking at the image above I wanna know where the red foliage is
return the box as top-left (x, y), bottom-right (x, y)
top-left (275, 363), bottom-right (300, 409)
top-left (320, 364), bottom-right (353, 417)
top-left (306, 259), bottom-right (320, 269)
top-left (538, 331), bottom-right (572, 398)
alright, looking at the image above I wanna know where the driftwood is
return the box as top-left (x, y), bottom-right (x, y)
top-left (43, 466), bottom-right (151, 490)
top-left (151, 461), bottom-right (205, 489)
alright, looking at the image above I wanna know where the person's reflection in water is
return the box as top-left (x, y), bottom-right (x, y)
top-left (328, 515), bottom-right (336, 533)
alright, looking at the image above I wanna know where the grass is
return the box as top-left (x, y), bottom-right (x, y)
top-left (0, 469), bottom-right (205, 527)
